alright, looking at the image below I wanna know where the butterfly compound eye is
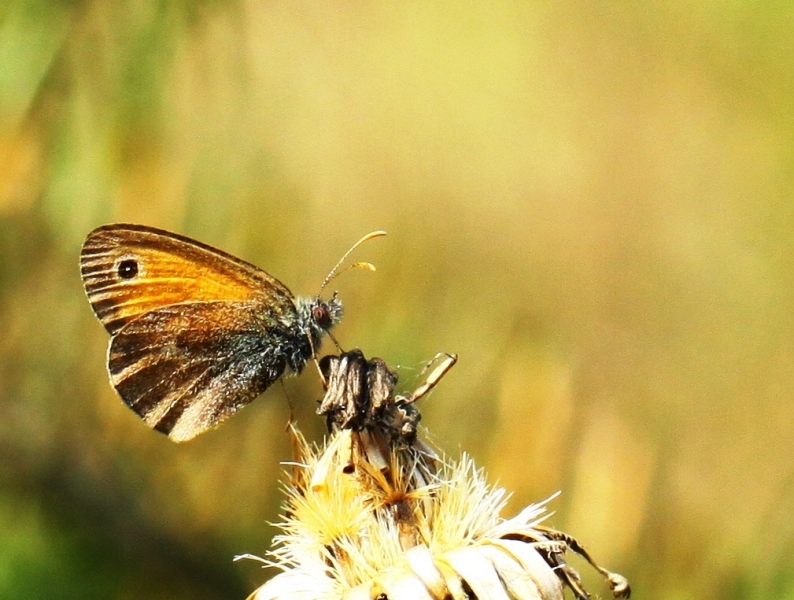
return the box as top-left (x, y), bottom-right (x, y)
top-left (312, 304), bottom-right (331, 328)
top-left (117, 258), bottom-right (139, 280)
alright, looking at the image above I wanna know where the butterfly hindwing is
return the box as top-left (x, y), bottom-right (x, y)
top-left (108, 301), bottom-right (293, 441)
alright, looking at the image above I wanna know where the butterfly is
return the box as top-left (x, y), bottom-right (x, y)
top-left (80, 223), bottom-right (384, 442)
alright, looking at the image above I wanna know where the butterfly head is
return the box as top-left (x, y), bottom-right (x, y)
top-left (297, 293), bottom-right (343, 346)
top-left (292, 230), bottom-right (385, 369)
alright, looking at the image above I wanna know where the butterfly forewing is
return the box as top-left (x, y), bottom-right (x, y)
top-left (108, 301), bottom-right (293, 441)
top-left (80, 224), bottom-right (296, 335)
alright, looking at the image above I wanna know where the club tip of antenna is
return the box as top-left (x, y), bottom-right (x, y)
top-left (351, 261), bottom-right (377, 272)
top-left (364, 230), bottom-right (387, 240)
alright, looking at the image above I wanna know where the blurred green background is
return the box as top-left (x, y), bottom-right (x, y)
top-left (2, 1), bottom-right (793, 598)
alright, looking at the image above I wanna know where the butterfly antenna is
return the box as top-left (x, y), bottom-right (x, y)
top-left (319, 230), bottom-right (387, 294)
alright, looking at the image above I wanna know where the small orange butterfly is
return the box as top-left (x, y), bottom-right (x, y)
top-left (80, 224), bottom-right (384, 442)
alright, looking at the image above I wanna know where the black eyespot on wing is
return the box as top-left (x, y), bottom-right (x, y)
top-left (117, 259), bottom-right (139, 279)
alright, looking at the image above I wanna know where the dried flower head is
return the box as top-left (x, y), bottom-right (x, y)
top-left (240, 351), bottom-right (630, 600)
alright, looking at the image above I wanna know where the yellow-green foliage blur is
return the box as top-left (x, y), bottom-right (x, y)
top-left (2, 1), bottom-right (793, 599)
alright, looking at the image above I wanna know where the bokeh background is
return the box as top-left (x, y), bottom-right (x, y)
top-left (2, 1), bottom-right (793, 598)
